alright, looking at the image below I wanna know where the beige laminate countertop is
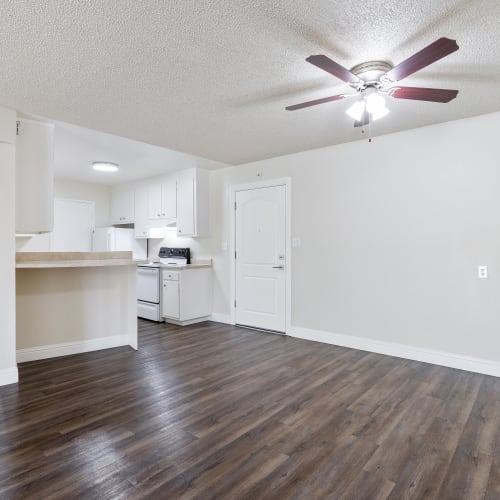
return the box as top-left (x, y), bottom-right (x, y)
top-left (16, 251), bottom-right (136, 269)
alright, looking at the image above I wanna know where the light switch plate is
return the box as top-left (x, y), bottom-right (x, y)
top-left (478, 265), bottom-right (488, 279)
top-left (292, 237), bottom-right (301, 248)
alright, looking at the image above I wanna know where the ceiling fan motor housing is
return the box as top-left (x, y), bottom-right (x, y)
top-left (349, 61), bottom-right (393, 91)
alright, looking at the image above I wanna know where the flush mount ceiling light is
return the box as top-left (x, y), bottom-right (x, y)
top-left (286, 37), bottom-right (459, 130)
top-left (92, 161), bottom-right (119, 172)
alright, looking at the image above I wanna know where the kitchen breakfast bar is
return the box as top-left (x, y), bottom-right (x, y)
top-left (16, 252), bottom-right (138, 362)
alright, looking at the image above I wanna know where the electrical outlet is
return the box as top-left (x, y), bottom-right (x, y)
top-left (478, 265), bottom-right (488, 279)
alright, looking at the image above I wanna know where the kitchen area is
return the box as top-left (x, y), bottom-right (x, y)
top-left (15, 115), bottom-right (219, 364)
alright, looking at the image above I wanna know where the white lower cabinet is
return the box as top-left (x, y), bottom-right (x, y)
top-left (162, 277), bottom-right (180, 319)
top-left (162, 267), bottom-right (212, 325)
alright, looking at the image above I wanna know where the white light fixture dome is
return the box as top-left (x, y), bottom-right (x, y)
top-left (345, 100), bottom-right (365, 121)
top-left (365, 92), bottom-right (390, 120)
top-left (345, 90), bottom-right (390, 122)
top-left (92, 161), bottom-right (119, 172)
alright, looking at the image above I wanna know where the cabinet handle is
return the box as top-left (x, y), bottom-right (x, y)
top-left (272, 265), bottom-right (284, 269)
top-left (157, 213), bottom-right (160, 217)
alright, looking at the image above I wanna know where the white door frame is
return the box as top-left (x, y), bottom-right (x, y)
top-left (229, 178), bottom-right (292, 334)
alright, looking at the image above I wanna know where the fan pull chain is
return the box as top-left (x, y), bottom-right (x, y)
top-left (360, 123), bottom-right (373, 143)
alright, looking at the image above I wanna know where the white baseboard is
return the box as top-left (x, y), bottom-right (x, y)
top-left (0, 366), bottom-right (19, 386)
top-left (164, 316), bottom-right (211, 326)
top-left (209, 313), bottom-right (233, 325)
top-left (16, 335), bottom-right (129, 363)
top-left (289, 326), bottom-right (500, 378)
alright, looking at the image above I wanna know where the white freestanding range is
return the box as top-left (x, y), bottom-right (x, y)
top-left (137, 263), bottom-right (163, 322)
top-left (136, 248), bottom-right (190, 322)
top-left (137, 247), bottom-right (212, 325)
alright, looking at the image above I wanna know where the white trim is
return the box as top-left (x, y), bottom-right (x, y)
top-left (0, 367), bottom-right (19, 386)
top-left (17, 117), bottom-right (55, 129)
top-left (209, 312), bottom-right (233, 324)
top-left (229, 177), bottom-right (292, 333)
top-left (164, 316), bottom-right (211, 326)
top-left (289, 326), bottom-right (500, 378)
top-left (16, 335), bottom-right (129, 363)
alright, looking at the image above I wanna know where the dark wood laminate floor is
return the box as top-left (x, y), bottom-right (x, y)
top-left (1, 321), bottom-right (499, 499)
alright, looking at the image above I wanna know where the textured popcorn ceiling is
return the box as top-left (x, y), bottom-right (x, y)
top-left (1, 0), bottom-right (499, 165)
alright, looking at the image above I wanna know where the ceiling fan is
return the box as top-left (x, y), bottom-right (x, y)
top-left (286, 37), bottom-right (459, 128)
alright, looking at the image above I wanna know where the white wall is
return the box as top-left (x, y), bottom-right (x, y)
top-left (17, 265), bottom-right (137, 355)
top-left (161, 111), bottom-right (500, 372)
top-left (54, 178), bottom-right (111, 227)
top-left (0, 106), bottom-right (18, 385)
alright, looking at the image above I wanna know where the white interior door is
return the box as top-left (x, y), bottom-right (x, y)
top-left (235, 185), bottom-right (286, 332)
top-left (52, 199), bottom-right (94, 251)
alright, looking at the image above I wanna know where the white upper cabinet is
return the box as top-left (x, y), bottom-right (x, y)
top-left (176, 171), bottom-right (195, 236)
top-left (134, 182), bottom-right (149, 238)
top-left (16, 119), bottom-right (55, 234)
top-left (176, 168), bottom-right (209, 237)
top-left (111, 186), bottom-right (135, 224)
top-left (162, 178), bottom-right (177, 219)
top-left (148, 175), bottom-right (176, 221)
top-left (109, 169), bottom-right (208, 238)
top-left (148, 182), bottom-right (162, 220)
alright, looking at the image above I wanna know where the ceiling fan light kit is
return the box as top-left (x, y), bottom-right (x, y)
top-left (346, 100), bottom-right (365, 121)
top-left (286, 37), bottom-right (459, 138)
top-left (346, 90), bottom-right (390, 123)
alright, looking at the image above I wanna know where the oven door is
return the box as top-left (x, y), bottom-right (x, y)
top-left (137, 266), bottom-right (160, 304)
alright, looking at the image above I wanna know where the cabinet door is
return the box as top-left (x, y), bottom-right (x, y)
top-left (162, 178), bottom-right (177, 219)
top-left (176, 172), bottom-right (195, 236)
top-left (148, 182), bottom-right (162, 220)
top-left (16, 120), bottom-right (54, 234)
top-left (134, 183), bottom-right (149, 238)
top-left (112, 188), bottom-right (135, 224)
top-left (162, 281), bottom-right (180, 319)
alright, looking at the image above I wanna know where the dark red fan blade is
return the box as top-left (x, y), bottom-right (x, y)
top-left (385, 38), bottom-right (459, 82)
top-left (306, 55), bottom-right (360, 84)
top-left (388, 86), bottom-right (458, 103)
top-left (285, 94), bottom-right (346, 111)
top-left (354, 109), bottom-right (370, 128)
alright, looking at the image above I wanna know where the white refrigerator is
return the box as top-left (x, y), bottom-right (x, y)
top-left (92, 227), bottom-right (147, 259)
